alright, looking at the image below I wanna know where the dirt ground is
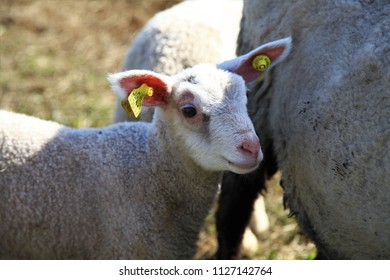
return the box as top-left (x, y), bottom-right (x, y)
top-left (0, 0), bottom-right (315, 259)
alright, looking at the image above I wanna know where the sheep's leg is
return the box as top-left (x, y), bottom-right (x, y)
top-left (249, 196), bottom-right (270, 235)
top-left (241, 196), bottom-right (270, 256)
top-left (216, 168), bottom-right (265, 259)
top-left (216, 144), bottom-right (277, 259)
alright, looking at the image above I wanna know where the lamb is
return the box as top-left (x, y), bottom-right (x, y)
top-left (115, 0), bottom-right (270, 255)
top-left (0, 37), bottom-right (291, 259)
top-left (217, 0), bottom-right (390, 259)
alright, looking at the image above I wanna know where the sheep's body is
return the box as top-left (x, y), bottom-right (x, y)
top-left (0, 110), bottom-right (218, 259)
top-left (122, 0), bottom-right (242, 73)
top-left (219, 0), bottom-right (390, 259)
top-left (114, 0), bottom-right (243, 122)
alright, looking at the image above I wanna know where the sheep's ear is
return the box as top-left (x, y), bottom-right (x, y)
top-left (217, 37), bottom-right (292, 82)
top-left (108, 70), bottom-right (172, 117)
top-left (108, 70), bottom-right (172, 106)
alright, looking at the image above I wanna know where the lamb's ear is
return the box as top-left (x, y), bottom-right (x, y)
top-left (217, 37), bottom-right (292, 82)
top-left (108, 70), bottom-right (173, 117)
top-left (108, 70), bottom-right (172, 107)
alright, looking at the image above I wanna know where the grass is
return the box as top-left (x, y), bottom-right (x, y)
top-left (0, 0), bottom-right (316, 259)
top-left (0, 0), bottom-right (179, 126)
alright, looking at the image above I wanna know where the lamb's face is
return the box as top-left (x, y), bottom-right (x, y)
top-left (110, 38), bottom-right (292, 173)
top-left (166, 65), bottom-right (262, 174)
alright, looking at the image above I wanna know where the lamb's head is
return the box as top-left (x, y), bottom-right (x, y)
top-left (109, 37), bottom-right (291, 174)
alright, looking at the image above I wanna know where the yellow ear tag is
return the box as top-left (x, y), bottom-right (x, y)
top-left (252, 54), bottom-right (271, 72)
top-left (257, 75), bottom-right (265, 81)
top-left (121, 83), bottom-right (153, 118)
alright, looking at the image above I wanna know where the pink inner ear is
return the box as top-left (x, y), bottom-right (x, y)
top-left (235, 46), bottom-right (287, 82)
top-left (119, 74), bottom-right (170, 106)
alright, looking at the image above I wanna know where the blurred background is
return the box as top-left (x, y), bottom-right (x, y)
top-left (0, 0), bottom-right (315, 259)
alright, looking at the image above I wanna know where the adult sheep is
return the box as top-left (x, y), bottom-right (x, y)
top-left (217, 0), bottom-right (390, 259)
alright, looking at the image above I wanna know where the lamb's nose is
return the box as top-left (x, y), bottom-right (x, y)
top-left (240, 138), bottom-right (260, 159)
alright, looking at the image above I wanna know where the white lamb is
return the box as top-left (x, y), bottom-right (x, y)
top-left (115, 0), bottom-right (269, 255)
top-left (0, 38), bottom-right (291, 259)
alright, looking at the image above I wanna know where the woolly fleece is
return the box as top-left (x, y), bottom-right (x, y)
top-left (239, 0), bottom-right (390, 259)
top-left (114, 0), bottom-right (243, 122)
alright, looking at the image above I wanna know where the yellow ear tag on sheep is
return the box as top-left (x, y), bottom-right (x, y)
top-left (252, 54), bottom-right (271, 72)
top-left (122, 83), bottom-right (153, 118)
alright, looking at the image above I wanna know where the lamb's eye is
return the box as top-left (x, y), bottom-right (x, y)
top-left (180, 104), bottom-right (197, 118)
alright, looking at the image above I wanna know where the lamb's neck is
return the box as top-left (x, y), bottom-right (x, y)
top-left (149, 121), bottom-right (220, 211)
top-left (149, 116), bottom-right (219, 184)
top-left (147, 118), bottom-right (221, 241)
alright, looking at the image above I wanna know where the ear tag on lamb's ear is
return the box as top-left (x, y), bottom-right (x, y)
top-left (121, 83), bottom-right (153, 118)
top-left (252, 54), bottom-right (271, 81)
top-left (252, 54), bottom-right (271, 71)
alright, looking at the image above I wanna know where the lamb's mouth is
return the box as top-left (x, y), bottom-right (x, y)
top-left (224, 157), bottom-right (259, 173)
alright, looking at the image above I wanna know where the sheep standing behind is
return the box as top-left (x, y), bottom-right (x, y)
top-left (0, 38), bottom-right (291, 259)
top-left (114, 0), bottom-right (244, 123)
top-left (218, 0), bottom-right (390, 259)
top-left (115, 0), bottom-right (269, 255)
